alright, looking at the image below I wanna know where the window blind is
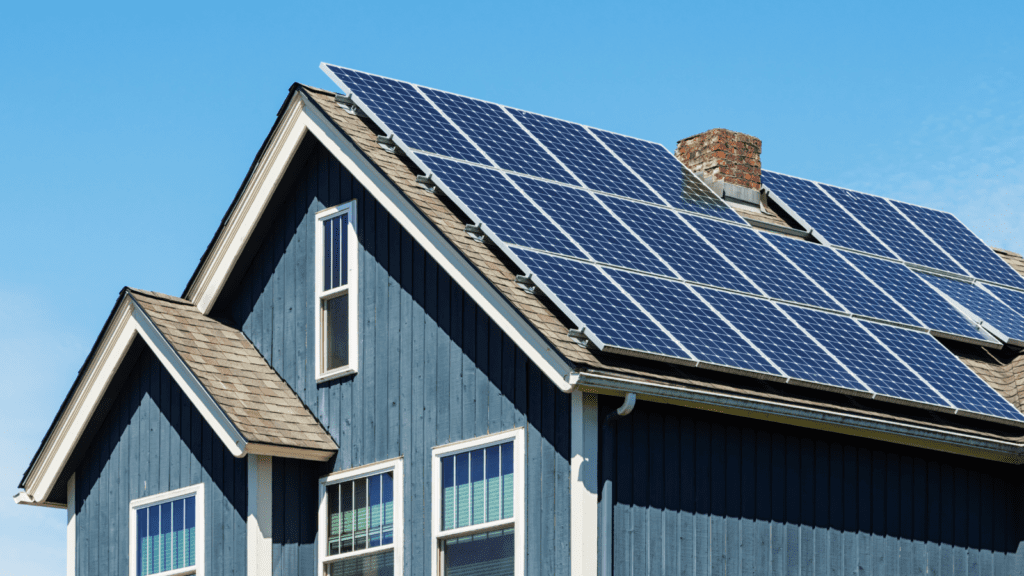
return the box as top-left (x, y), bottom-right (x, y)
top-left (136, 495), bottom-right (195, 576)
top-left (441, 442), bottom-right (514, 531)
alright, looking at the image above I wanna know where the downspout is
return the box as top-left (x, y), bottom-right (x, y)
top-left (600, 393), bottom-right (636, 576)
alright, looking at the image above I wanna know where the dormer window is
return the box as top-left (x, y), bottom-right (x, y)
top-left (316, 202), bottom-right (359, 380)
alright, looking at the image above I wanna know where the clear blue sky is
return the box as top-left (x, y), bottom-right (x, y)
top-left (2, 0), bottom-right (1022, 573)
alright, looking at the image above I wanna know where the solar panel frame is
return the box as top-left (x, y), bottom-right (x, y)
top-left (890, 199), bottom-right (1024, 290)
top-left (761, 170), bottom-right (898, 259)
top-left (780, 305), bottom-right (954, 410)
top-left (865, 323), bottom-right (1024, 423)
top-left (591, 128), bottom-right (746, 223)
top-left (819, 183), bottom-right (969, 276)
top-left (919, 274), bottom-right (1024, 347)
top-left (322, 65), bottom-right (491, 165)
top-left (763, 234), bottom-right (921, 327)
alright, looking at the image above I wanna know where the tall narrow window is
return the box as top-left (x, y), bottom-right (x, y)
top-left (129, 484), bottom-right (205, 576)
top-left (432, 430), bottom-right (524, 576)
top-left (316, 203), bottom-right (358, 380)
top-left (320, 459), bottom-right (403, 576)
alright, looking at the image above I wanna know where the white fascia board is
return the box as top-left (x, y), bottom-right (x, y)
top-left (187, 94), bottom-right (310, 315)
top-left (576, 372), bottom-right (1024, 464)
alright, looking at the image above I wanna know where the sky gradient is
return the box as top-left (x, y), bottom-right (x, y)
top-left (3, 1), bottom-right (1023, 573)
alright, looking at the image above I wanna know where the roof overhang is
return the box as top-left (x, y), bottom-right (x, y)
top-left (181, 87), bottom-right (575, 392)
top-left (18, 292), bottom-right (333, 508)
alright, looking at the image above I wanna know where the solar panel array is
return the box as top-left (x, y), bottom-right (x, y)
top-left (322, 64), bottom-right (1024, 425)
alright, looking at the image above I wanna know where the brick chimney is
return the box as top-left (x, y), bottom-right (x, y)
top-left (676, 129), bottom-right (762, 205)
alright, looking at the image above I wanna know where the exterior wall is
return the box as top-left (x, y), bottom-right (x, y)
top-left (599, 398), bottom-right (1024, 576)
top-left (73, 348), bottom-right (248, 576)
top-left (221, 141), bottom-right (572, 576)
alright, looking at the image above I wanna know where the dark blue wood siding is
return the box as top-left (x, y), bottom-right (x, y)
top-left (220, 142), bottom-right (572, 576)
top-left (599, 398), bottom-right (1024, 576)
top-left (73, 348), bottom-right (248, 576)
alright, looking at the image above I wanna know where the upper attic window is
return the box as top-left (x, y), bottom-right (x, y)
top-left (316, 202), bottom-right (359, 380)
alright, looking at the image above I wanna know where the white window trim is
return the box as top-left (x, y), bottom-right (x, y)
top-left (128, 483), bottom-right (206, 576)
top-left (430, 428), bottom-right (525, 576)
top-left (318, 457), bottom-right (404, 576)
top-left (314, 201), bottom-right (359, 382)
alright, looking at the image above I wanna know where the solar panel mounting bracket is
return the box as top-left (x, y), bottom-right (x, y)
top-left (567, 328), bottom-right (591, 348)
top-left (515, 274), bottom-right (537, 294)
top-left (376, 135), bottom-right (403, 155)
top-left (464, 223), bottom-right (488, 244)
top-left (415, 174), bottom-right (439, 193)
top-left (333, 93), bottom-right (366, 117)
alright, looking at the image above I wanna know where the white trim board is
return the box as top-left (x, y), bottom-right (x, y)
top-left (182, 88), bottom-right (575, 391)
top-left (247, 455), bottom-right (273, 576)
top-left (17, 293), bottom-right (330, 507)
top-left (570, 391), bottom-right (598, 576)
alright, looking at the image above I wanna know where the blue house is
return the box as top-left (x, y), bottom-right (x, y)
top-left (17, 65), bottom-right (1024, 576)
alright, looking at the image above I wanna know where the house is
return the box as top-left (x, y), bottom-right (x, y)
top-left (16, 63), bottom-right (1024, 576)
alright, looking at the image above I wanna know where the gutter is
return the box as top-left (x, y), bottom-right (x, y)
top-left (575, 372), bottom-right (1024, 464)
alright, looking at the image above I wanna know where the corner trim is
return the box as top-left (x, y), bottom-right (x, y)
top-left (570, 391), bottom-right (598, 576)
top-left (247, 455), bottom-right (272, 576)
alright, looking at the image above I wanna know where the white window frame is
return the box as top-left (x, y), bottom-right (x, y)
top-left (318, 457), bottom-right (404, 576)
top-left (430, 428), bottom-right (525, 576)
top-left (315, 201), bottom-right (359, 382)
top-left (128, 483), bottom-right (206, 576)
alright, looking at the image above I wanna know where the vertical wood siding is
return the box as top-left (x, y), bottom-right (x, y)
top-left (73, 349), bottom-right (247, 576)
top-left (599, 398), bottom-right (1024, 576)
top-left (221, 142), bottom-right (572, 576)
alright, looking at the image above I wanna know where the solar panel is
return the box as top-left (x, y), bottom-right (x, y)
top-left (761, 171), bottom-right (897, 259)
top-left (920, 274), bottom-right (1024, 345)
top-left (508, 175), bottom-right (673, 276)
top-left (693, 287), bottom-right (868, 392)
top-left (820, 183), bottom-right (967, 275)
top-left (780, 305), bottom-right (951, 408)
top-left (599, 196), bottom-right (758, 293)
top-left (841, 252), bottom-right (992, 344)
top-left (890, 199), bottom-right (1024, 290)
top-left (683, 215), bottom-right (841, 310)
top-left (763, 234), bottom-right (919, 326)
top-left (418, 88), bottom-right (577, 184)
top-left (983, 284), bottom-right (1024, 322)
top-left (323, 65), bottom-right (489, 165)
top-left (418, 156), bottom-right (585, 258)
top-left (504, 108), bottom-right (667, 206)
top-left (591, 128), bottom-right (745, 223)
top-left (510, 248), bottom-right (688, 359)
top-left (865, 323), bottom-right (1024, 422)
top-left (606, 269), bottom-right (782, 376)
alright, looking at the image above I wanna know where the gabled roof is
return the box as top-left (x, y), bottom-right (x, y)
top-left (297, 84), bottom-right (1024, 460)
top-left (18, 286), bottom-right (335, 506)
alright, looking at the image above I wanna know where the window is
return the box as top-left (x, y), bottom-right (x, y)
top-left (319, 458), bottom-right (403, 576)
top-left (315, 202), bottom-right (358, 380)
top-left (431, 429), bottom-right (524, 576)
top-left (129, 484), bottom-right (205, 576)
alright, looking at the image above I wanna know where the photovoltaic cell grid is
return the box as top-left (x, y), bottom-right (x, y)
top-left (693, 288), bottom-right (868, 392)
top-left (891, 199), bottom-right (1024, 290)
top-left (599, 196), bottom-right (758, 294)
top-left (419, 88), bottom-right (576, 184)
top-left (504, 108), bottom-right (668, 206)
top-left (820, 183), bottom-right (967, 276)
top-left (684, 215), bottom-right (840, 310)
top-left (605, 268), bottom-right (781, 376)
top-left (985, 284), bottom-right (1024, 325)
top-left (508, 175), bottom-right (673, 276)
top-left (510, 248), bottom-right (687, 359)
top-left (842, 252), bottom-right (991, 343)
top-left (418, 156), bottom-right (585, 259)
top-left (591, 128), bottom-right (745, 223)
top-left (866, 323), bottom-right (1024, 422)
top-left (921, 274), bottom-right (1024, 344)
top-left (764, 234), bottom-right (919, 326)
top-left (781, 305), bottom-right (951, 407)
top-left (761, 171), bottom-right (896, 259)
top-left (324, 66), bottom-right (488, 165)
